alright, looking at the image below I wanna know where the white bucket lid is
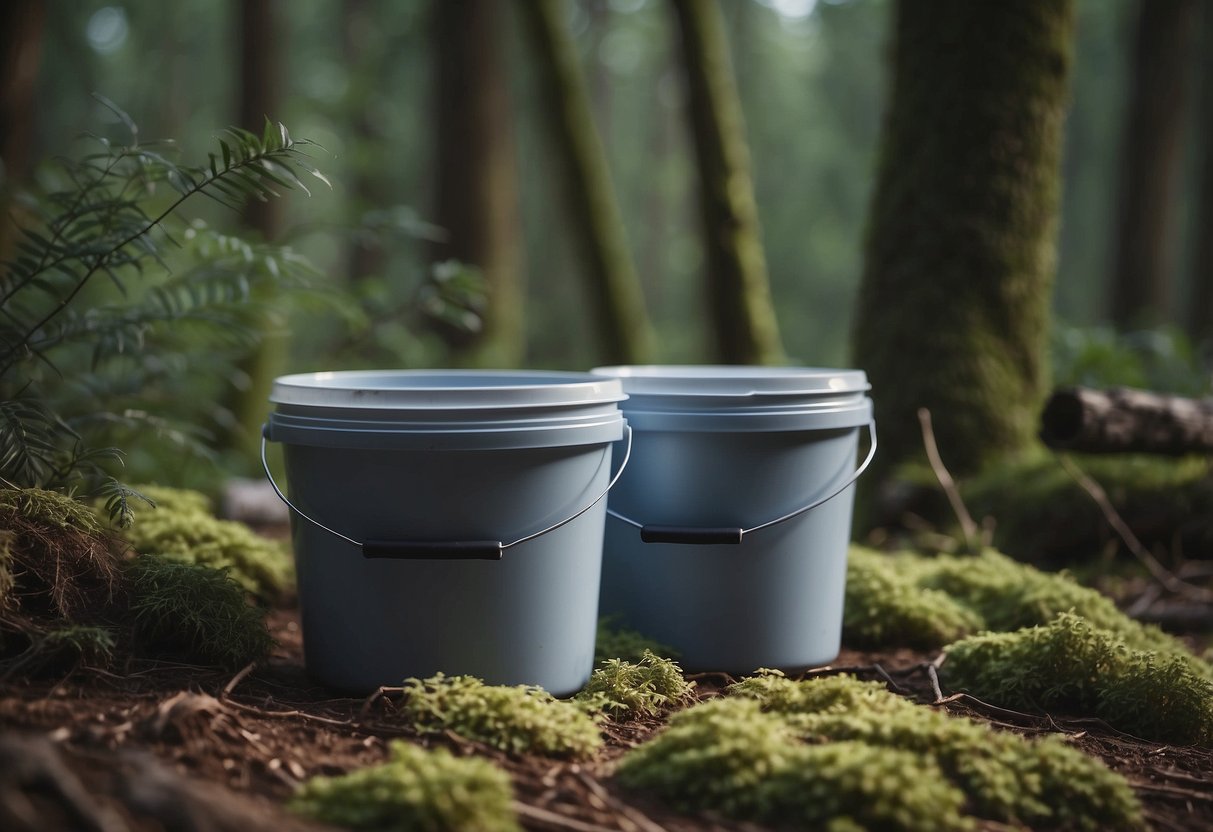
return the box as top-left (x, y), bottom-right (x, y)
top-left (271, 370), bottom-right (626, 411)
top-left (590, 365), bottom-right (869, 398)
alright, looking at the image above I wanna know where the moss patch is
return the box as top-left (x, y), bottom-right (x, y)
top-left (595, 617), bottom-right (677, 663)
top-left (289, 740), bottom-right (520, 832)
top-left (576, 651), bottom-right (693, 718)
top-left (944, 613), bottom-right (1213, 745)
top-left (119, 484), bottom-right (293, 600)
top-left (398, 674), bottom-right (601, 758)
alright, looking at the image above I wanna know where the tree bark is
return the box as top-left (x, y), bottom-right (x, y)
top-left (852, 0), bottom-right (1076, 481)
top-left (1109, 0), bottom-right (1197, 329)
top-left (669, 0), bottom-right (784, 365)
top-left (1040, 386), bottom-right (1213, 455)
top-left (518, 0), bottom-right (654, 365)
top-left (1187, 1), bottom-right (1213, 340)
top-left (0, 0), bottom-right (45, 257)
top-left (430, 0), bottom-right (523, 367)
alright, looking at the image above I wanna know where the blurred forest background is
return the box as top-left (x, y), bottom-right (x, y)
top-left (3, 0), bottom-right (1213, 491)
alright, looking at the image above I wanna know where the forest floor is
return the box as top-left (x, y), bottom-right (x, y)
top-left (2, 600), bottom-right (1212, 832)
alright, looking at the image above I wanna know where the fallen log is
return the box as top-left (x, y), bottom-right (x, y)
top-left (1039, 386), bottom-right (1213, 455)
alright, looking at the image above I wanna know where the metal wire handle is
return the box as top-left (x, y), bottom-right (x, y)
top-left (260, 422), bottom-right (632, 560)
top-left (606, 420), bottom-right (876, 545)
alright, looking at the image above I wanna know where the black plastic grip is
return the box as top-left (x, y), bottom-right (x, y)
top-left (362, 540), bottom-right (504, 560)
top-left (640, 526), bottom-right (744, 545)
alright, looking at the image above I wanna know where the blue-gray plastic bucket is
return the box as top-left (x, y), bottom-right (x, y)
top-left (591, 365), bottom-right (873, 674)
top-left (263, 370), bottom-right (626, 695)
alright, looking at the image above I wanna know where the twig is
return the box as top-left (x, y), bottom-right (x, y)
top-left (1058, 455), bottom-right (1213, 603)
top-left (575, 771), bottom-right (666, 832)
top-left (512, 801), bottom-right (620, 832)
top-left (917, 408), bottom-right (988, 552)
top-left (221, 662), bottom-right (256, 699)
top-left (927, 664), bottom-right (944, 704)
top-left (360, 685), bottom-right (403, 716)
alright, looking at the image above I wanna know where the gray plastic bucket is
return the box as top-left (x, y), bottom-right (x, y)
top-left (261, 370), bottom-right (628, 695)
top-left (590, 365), bottom-right (875, 673)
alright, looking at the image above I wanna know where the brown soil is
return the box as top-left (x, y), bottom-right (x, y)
top-left (2, 609), bottom-right (1211, 832)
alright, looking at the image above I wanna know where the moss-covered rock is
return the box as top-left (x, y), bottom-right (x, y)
top-left (576, 651), bottom-right (693, 718)
top-left (944, 613), bottom-right (1213, 745)
top-left (289, 740), bottom-right (520, 832)
top-left (119, 484), bottom-right (292, 599)
top-left (398, 673), bottom-right (601, 758)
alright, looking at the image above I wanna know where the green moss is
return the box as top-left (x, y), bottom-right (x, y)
top-left (944, 613), bottom-right (1213, 746)
top-left (119, 485), bottom-right (292, 599)
top-left (844, 547), bottom-right (983, 649)
top-left (595, 617), bottom-right (678, 663)
top-left (125, 555), bottom-right (272, 670)
top-left (398, 673), bottom-right (601, 758)
top-left (289, 740), bottom-right (520, 832)
top-left (1, 488), bottom-right (107, 535)
top-left (731, 672), bottom-right (1141, 829)
top-left (575, 651), bottom-right (694, 718)
top-left (616, 698), bottom-right (971, 832)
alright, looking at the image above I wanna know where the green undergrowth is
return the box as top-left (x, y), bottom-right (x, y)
top-left (619, 672), bottom-right (1143, 831)
top-left (576, 651), bottom-right (694, 718)
top-left (117, 484), bottom-right (293, 600)
top-left (398, 673), bottom-right (602, 758)
top-left (289, 740), bottom-right (520, 832)
top-left (595, 617), bottom-right (677, 663)
top-left (944, 613), bottom-right (1213, 745)
top-left (845, 546), bottom-right (1209, 676)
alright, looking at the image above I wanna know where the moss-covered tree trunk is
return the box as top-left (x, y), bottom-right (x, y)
top-left (1110, 0), bottom-right (1197, 329)
top-left (430, 0), bottom-right (523, 367)
top-left (670, 0), bottom-right (783, 365)
top-left (518, 0), bottom-right (654, 365)
top-left (1187, 1), bottom-right (1213, 341)
top-left (852, 0), bottom-right (1076, 481)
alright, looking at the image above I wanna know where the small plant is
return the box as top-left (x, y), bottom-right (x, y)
top-left (943, 613), bottom-right (1213, 745)
top-left (576, 650), bottom-right (693, 718)
top-left (398, 673), bottom-right (601, 758)
top-left (117, 484), bottom-right (293, 599)
top-left (595, 617), bottom-right (678, 663)
top-left (289, 740), bottom-right (520, 832)
top-left (125, 555), bottom-right (272, 670)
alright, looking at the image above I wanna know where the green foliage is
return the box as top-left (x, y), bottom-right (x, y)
top-left (289, 740), bottom-right (520, 832)
top-left (575, 650), bottom-right (693, 718)
top-left (616, 697), bottom-right (971, 832)
top-left (397, 674), bottom-right (602, 759)
top-left (125, 555), bottom-right (272, 670)
top-left (844, 547), bottom-right (983, 649)
top-left (1052, 323), bottom-right (1210, 396)
top-left (944, 613), bottom-right (1213, 746)
top-left (118, 484), bottom-right (293, 599)
top-left (731, 672), bottom-right (1142, 830)
top-left (595, 617), bottom-right (678, 663)
top-left (0, 101), bottom-right (324, 520)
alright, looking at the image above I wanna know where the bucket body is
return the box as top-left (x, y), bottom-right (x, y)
top-left (265, 370), bottom-right (626, 695)
top-left (591, 365), bottom-right (872, 674)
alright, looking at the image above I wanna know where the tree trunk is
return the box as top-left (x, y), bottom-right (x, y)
top-left (852, 0), bottom-right (1076, 481)
top-left (1187, 1), bottom-right (1213, 340)
top-left (430, 0), bottom-right (523, 367)
top-left (518, 0), bottom-right (654, 365)
top-left (1040, 386), bottom-right (1213, 455)
top-left (669, 0), bottom-right (783, 365)
top-left (341, 0), bottom-right (387, 284)
top-left (226, 0), bottom-right (285, 460)
top-left (1109, 0), bottom-right (1197, 329)
top-left (0, 0), bottom-right (45, 256)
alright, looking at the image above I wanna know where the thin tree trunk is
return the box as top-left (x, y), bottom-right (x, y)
top-left (1109, 0), bottom-right (1197, 329)
top-left (853, 0), bottom-right (1076, 481)
top-left (669, 0), bottom-right (783, 365)
top-left (431, 0), bottom-right (523, 367)
top-left (0, 0), bottom-right (45, 256)
top-left (1187, 1), bottom-right (1213, 340)
top-left (518, 0), bottom-right (654, 365)
top-left (341, 0), bottom-right (387, 284)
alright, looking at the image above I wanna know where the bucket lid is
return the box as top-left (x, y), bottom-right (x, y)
top-left (590, 365), bottom-right (869, 398)
top-left (270, 370), bottom-right (626, 411)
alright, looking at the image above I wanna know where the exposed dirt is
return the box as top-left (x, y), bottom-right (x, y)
top-left (1, 608), bottom-right (1211, 832)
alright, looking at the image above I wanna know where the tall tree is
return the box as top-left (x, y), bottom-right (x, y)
top-left (852, 0), bottom-right (1076, 481)
top-left (1187, 1), bottom-right (1213, 341)
top-left (430, 0), bottom-right (523, 366)
top-left (0, 0), bottom-right (45, 255)
top-left (669, 0), bottom-right (783, 365)
top-left (1109, 0), bottom-right (1198, 330)
top-left (518, 0), bottom-right (654, 365)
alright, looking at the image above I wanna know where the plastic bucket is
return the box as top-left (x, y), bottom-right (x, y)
top-left (261, 370), bottom-right (628, 695)
top-left (590, 365), bottom-right (875, 673)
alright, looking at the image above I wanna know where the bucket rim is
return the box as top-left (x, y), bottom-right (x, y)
top-left (270, 370), bottom-right (626, 410)
top-left (591, 365), bottom-right (869, 397)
